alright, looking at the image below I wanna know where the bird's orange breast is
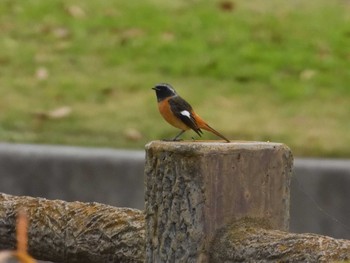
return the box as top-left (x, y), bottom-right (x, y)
top-left (158, 98), bottom-right (190, 130)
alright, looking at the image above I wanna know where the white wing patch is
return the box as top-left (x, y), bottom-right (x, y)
top-left (180, 110), bottom-right (191, 119)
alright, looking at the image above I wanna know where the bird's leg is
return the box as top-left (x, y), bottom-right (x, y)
top-left (172, 130), bottom-right (185, 141)
top-left (162, 130), bottom-right (185, 142)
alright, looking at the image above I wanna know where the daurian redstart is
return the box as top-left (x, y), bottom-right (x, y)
top-left (152, 83), bottom-right (230, 142)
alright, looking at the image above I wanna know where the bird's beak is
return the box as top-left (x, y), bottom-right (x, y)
top-left (152, 87), bottom-right (158, 91)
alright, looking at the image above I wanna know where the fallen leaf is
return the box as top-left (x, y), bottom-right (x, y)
top-left (218, 1), bottom-right (235, 12)
top-left (120, 28), bottom-right (145, 39)
top-left (48, 106), bottom-right (72, 119)
top-left (300, 69), bottom-right (316, 80)
top-left (124, 128), bottom-right (142, 141)
top-left (32, 106), bottom-right (72, 120)
top-left (66, 5), bottom-right (86, 18)
top-left (52, 27), bottom-right (70, 39)
top-left (35, 67), bottom-right (49, 81)
top-left (161, 32), bottom-right (175, 42)
top-left (118, 28), bottom-right (145, 45)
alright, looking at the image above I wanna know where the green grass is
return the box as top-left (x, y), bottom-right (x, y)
top-left (0, 0), bottom-right (349, 157)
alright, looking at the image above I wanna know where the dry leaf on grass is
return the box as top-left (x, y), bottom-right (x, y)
top-left (33, 106), bottom-right (72, 120)
top-left (48, 106), bottom-right (72, 119)
top-left (218, 1), bottom-right (235, 11)
top-left (52, 27), bottom-right (70, 39)
top-left (124, 128), bottom-right (143, 141)
top-left (35, 67), bottom-right (49, 81)
top-left (65, 5), bottom-right (86, 18)
top-left (161, 32), bottom-right (175, 42)
top-left (120, 28), bottom-right (145, 39)
top-left (300, 69), bottom-right (316, 80)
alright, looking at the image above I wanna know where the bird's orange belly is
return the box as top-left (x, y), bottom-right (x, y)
top-left (158, 99), bottom-right (189, 130)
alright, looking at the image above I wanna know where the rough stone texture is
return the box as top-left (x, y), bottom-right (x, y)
top-left (210, 217), bottom-right (350, 263)
top-left (144, 141), bottom-right (293, 263)
top-left (0, 193), bottom-right (145, 263)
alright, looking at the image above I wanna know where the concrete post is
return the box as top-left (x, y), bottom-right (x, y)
top-left (144, 141), bottom-right (293, 263)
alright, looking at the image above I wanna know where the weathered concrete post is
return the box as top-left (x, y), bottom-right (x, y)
top-left (144, 141), bottom-right (293, 262)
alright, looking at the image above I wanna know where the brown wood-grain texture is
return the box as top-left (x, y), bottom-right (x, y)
top-left (144, 141), bottom-right (293, 262)
top-left (210, 217), bottom-right (350, 262)
top-left (0, 193), bottom-right (144, 263)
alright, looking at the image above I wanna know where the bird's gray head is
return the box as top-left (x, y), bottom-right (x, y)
top-left (152, 83), bottom-right (177, 102)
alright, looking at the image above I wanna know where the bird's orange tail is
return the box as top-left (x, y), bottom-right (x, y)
top-left (199, 123), bottom-right (229, 142)
top-left (192, 112), bottom-right (230, 142)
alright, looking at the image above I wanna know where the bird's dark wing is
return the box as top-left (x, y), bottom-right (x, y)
top-left (168, 96), bottom-right (203, 136)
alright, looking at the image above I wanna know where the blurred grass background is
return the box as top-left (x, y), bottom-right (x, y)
top-left (0, 0), bottom-right (349, 157)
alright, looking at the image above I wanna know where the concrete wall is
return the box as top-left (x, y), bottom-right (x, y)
top-left (1, 143), bottom-right (350, 239)
top-left (0, 143), bottom-right (145, 209)
top-left (290, 158), bottom-right (350, 239)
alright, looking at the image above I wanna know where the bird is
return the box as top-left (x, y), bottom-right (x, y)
top-left (152, 83), bottom-right (230, 142)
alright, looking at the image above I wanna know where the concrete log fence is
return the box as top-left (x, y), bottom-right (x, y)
top-left (0, 193), bottom-right (144, 262)
top-left (0, 141), bottom-right (349, 262)
top-left (144, 141), bottom-right (292, 262)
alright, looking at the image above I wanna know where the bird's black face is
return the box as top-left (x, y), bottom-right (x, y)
top-left (152, 83), bottom-right (177, 102)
